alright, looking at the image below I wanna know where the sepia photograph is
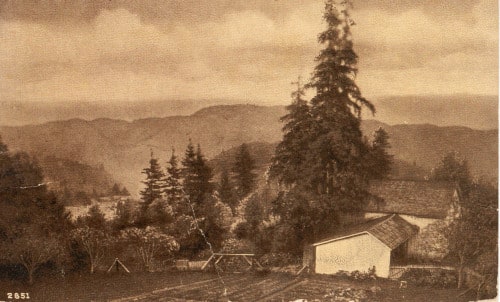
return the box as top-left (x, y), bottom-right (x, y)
top-left (0, 0), bottom-right (497, 301)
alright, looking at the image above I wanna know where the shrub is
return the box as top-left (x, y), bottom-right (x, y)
top-left (120, 227), bottom-right (179, 272)
top-left (401, 268), bottom-right (458, 288)
top-left (258, 252), bottom-right (301, 267)
top-left (334, 267), bottom-right (377, 281)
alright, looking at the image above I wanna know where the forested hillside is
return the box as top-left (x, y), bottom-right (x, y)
top-left (0, 105), bottom-right (496, 196)
top-left (40, 156), bottom-right (119, 205)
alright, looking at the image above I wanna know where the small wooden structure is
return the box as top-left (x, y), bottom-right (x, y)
top-left (305, 214), bottom-right (418, 278)
top-left (201, 253), bottom-right (263, 270)
top-left (175, 259), bottom-right (189, 271)
top-left (107, 258), bottom-right (131, 273)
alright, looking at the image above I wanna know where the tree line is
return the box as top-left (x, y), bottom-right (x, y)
top-left (0, 136), bottom-right (258, 283)
top-left (131, 141), bottom-right (257, 257)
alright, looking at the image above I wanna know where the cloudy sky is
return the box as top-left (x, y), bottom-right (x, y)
top-left (0, 0), bottom-right (497, 105)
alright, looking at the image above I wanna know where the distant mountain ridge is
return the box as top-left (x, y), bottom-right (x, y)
top-left (365, 94), bottom-right (498, 130)
top-left (0, 94), bottom-right (497, 130)
top-left (0, 104), bottom-right (496, 197)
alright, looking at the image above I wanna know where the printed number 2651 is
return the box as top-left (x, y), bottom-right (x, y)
top-left (7, 293), bottom-right (30, 299)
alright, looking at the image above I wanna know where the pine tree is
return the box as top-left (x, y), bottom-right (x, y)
top-left (270, 77), bottom-right (312, 185)
top-left (111, 183), bottom-right (121, 196)
top-left (194, 144), bottom-right (213, 202)
top-left (182, 142), bottom-right (212, 205)
top-left (77, 204), bottom-right (107, 230)
top-left (164, 149), bottom-right (184, 211)
top-left (218, 169), bottom-right (238, 214)
top-left (365, 127), bottom-right (393, 179)
top-left (233, 143), bottom-right (256, 197)
top-left (120, 187), bottom-right (130, 196)
top-left (140, 152), bottom-right (165, 211)
top-left (182, 140), bottom-right (197, 203)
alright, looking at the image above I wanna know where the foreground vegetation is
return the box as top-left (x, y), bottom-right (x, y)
top-left (0, 270), bottom-right (478, 302)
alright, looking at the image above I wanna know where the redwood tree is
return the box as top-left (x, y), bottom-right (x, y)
top-left (270, 0), bottom-right (376, 248)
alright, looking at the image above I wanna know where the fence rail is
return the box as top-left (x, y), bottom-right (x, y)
top-left (389, 265), bottom-right (455, 279)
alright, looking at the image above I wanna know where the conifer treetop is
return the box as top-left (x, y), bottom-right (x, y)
top-left (308, 0), bottom-right (374, 117)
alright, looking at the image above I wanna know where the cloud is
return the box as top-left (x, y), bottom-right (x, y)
top-left (351, 0), bottom-right (498, 96)
top-left (0, 5), bottom-right (322, 102)
top-left (0, 1), bottom-right (497, 104)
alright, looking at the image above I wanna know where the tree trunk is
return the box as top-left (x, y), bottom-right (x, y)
top-left (27, 268), bottom-right (34, 285)
top-left (457, 265), bottom-right (464, 289)
top-left (457, 254), bottom-right (465, 289)
top-left (90, 259), bottom-right (95, 274)
top-left (476, 277), bottom-right (486, 301)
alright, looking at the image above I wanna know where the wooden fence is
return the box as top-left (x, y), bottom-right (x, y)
top-left (174, 253), bottom-right (262, 271)
top-left (389, 265), bottom-right (455, 279)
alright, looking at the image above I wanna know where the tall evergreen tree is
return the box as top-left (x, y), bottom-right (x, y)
top-left (270, 0), bottom-right (376, 249)
top-left (139, 152), bottom-right (165, 211)
top-left (194, 144), bottom-right (213, 202)
top-left (270, 77), bottom-right (312, 185)
top-left (365, 127), bottom-right (393, 179)
top-left (164, 149), bottom-right (184, 211)
top-left (182, 140), bottom-right (197, 203)
top-left (179, 142), bottom-right (217, 256)
top-left (304, 0), bottom-right (374, 199)
top-left (218, 169), bottom-right (238, 214)
top-left (233, 143), bottom-right (256, 197)
top-left (182, 142), bottom-right (212, 205)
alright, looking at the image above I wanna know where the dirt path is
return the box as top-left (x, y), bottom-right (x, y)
top-left (111, 277), bottom-right (220, 302)
top-left (109, 274), bottom-right (476, 302)
top-left (111, 274), bottom-right (304, 302)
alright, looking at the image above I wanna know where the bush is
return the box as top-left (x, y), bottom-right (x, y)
top-left (219, 238), bottom-right (254, 254)
top-left (258, 253), bottom-right (301, 267)
top-left (334, 267), bottom-right (377, 281)
top-left (401, 268), bottom-right (457, 288)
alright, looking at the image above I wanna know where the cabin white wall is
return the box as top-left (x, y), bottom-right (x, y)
top-left (314, 233), bottom-right (392, 278)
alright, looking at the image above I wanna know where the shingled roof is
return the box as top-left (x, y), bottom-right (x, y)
top-left (313, 214), bottom-right (418, 250)
top-left (366, 180), bottom-right (457, 219)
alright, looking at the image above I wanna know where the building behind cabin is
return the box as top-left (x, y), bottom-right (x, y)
top-left (365, 180), bottom-right (459, 261)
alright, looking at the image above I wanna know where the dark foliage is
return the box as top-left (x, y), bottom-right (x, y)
top-left (401, 269), bottom-right (458, 288)
top-left (182, 142), bottom-right (213, 205)
top-left (233, 143), bottom-right (257, 198)
top-left (164, 149), bottom-right (184, 212)
top-left (365, 127), bottom-right (393, 179)
top-left (140, 155), bottom-right (165, 208)
top-left (0, 137), bottom-right (71, 283)
top-left (218, 169), bottom-right (238, 214)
